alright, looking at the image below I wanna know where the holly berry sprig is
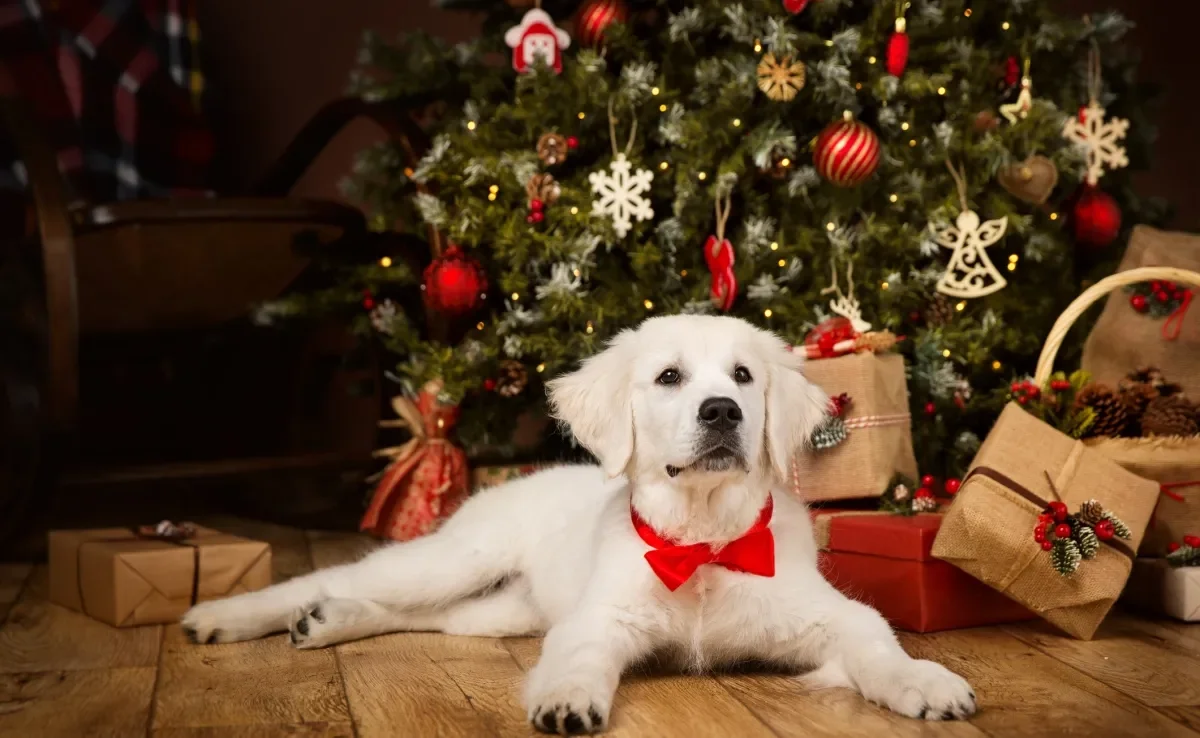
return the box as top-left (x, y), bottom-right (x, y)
top-left (1127, 280), bottom-right (1193, 317)
top-left (1003, 370), bottom-right (1096, 439)
top-left (1033, 498), bottom-right (1132, 576)
top-left (878, 473), bottom-right (962, 516)
top-left (1166, 534), bottom-right (1200, 568)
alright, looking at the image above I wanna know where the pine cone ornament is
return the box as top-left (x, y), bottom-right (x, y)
top-left (1074, 384), bottom-right (1129, 438)
top-left (496, 360), bottom-right (529, 398)
top-left (536, 133), bottom-right (570, 166)
top-left (1077, 499), bottom-right (1104, 526)
top-left (526, 173), bottom-right (561, 205)
top-left (925, 294), bottom-right (955, 326)
top-left (1142, 395), bottom-right (1199, 437)
top-left (1120, 366), bottom-right (1167, 392)
top-left (1119, 382), bottom-right (1159, 420)
top-left (811, 417), bottom-right (849, 449)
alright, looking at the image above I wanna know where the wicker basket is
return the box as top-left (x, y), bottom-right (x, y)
top-left (1034, 267), bottom-right (1200, 557)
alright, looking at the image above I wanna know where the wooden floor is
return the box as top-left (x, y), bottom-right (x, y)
top-left (3, 518), bottom-right (1200, 738)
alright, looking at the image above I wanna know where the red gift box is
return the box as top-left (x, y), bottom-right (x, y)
top-left (813, 511), bottom-right (1035, 632)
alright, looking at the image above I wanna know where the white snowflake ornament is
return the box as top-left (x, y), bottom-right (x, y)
top-left (369, 299), bottom-right (398, 335)
top-left (589, 153), bottom-right (654, 239)
top-left (932, 210), bottom-right (1008, 299)
top-left (1062, 101), bottom-right (1129, 186)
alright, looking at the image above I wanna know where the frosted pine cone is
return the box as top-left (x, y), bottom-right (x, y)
top-left (1075, 384), bottom-right (1129, 438)
top-left (1119, 382), bottom-right (1159, 421)
top-left (925, 294), bottom-right (955, 326)
top-left (1077, 500), bottom-right (1105, 526)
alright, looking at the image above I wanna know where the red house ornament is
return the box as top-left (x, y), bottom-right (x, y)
top-left (505, 8), bottom-right (571, 74)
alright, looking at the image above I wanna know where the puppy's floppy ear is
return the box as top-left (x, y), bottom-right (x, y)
top-left (547, 330), bottom-right (635, 477)
top-left (760, 333), bottom-right (829, 483)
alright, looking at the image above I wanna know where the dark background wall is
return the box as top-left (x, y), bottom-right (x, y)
top-left (198, 0), bottom-right (1200, 229)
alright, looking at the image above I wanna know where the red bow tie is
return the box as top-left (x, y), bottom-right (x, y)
top-left (631, 497), bottom-right (775, 592)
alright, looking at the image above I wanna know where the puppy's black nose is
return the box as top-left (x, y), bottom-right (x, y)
top-left (698, 397), bottom-right (742, 431)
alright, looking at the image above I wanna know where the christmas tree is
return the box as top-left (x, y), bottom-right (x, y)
top-left (264, 0), bottom-right (1168, 473)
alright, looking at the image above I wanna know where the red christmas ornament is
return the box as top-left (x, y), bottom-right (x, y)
top-left (483, 378), bottom-right (497, 392)
top-left (1169, 541), bottom-right (1182, 553)
top-left (362, 289), bottom-right (376, 311)
top-left (921, 474), bottom-right (935, 488)
top-left (422, 245), bottom-right (488, 316)
top-left (886, 14), bottom-right (909, 77)
top-left (1004, 56), bottom-right (1020, 88)
top-left (576, 0), bottom-right (629, 49)
top-left (1130, 294), bottom-right (1148, 312)
top-left (1073, 186), bottom-right (1121, 247)
top-left (944, 478), bottom-right (961, 495)
top-left (782, 0), bottom-right (811, 13)
top-left (1049, 501), bottom-right (1068, 522)
top-left (1054, 523), bottom-right (1073, 539)
top-left (814, 112), bottom-right (881, 187)
top-left (915, 487), bottom-right (934, 499)
top-left (566, 135), bottom-right (579, 149)
top-left (704, 235), bottom-right (738, 312)
top-left (1041, 540), bottom-right (1054, 551)
top-left (1094, 519), bottom-right (1115, 541)
top-left (1185, 534), bottom-right (1200, 548)
top-left (924, 401), bottom-right (937, 415)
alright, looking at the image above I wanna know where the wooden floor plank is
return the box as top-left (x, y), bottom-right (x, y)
top-left (153, 626), bottom-right (351, 730)
top-left (335, 632), bottom-right (498, 738)
top-left (506, 639), bottom-right (778, 738)
top-left (718, 671), bottom-right (980, 738)
top-left (0, 667), bottom-right (156, 738)
top-left (0, 563), bottom-right (32, 623)
top-left (152, 721), bottom-right (355, 737)
top-left (904, 628), bottom-right (1198, 737)
top-left (151, 524), bottom-right (352, 731)
top-left (0, 567), bottom-right (160, 673)
top-left (1003, 618), bottom-right (1200, 707)
top-left (1158, 706), bottom-right (1200, 734)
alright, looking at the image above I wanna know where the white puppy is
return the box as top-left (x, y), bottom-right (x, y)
top-left (181, 315), bottom-right (976, 734)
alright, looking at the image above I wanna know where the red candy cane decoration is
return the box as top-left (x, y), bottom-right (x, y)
top-left (705, 190), bottom-right (738, 312)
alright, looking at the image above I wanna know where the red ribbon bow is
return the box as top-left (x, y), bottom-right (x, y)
top-left (631, 497), bottom-right (776, 592)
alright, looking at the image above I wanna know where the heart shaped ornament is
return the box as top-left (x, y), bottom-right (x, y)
top-left (997, 155), bottom-right (1058, 205)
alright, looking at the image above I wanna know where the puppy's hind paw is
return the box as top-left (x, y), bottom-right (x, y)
top-left (861, 658), bottom-right (977, 721)
top-left (530, 703), bottom-right (607, 736)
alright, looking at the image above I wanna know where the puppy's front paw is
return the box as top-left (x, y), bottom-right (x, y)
top-left (526, 673), bottom-right (610, 735)
top-left (860, 658), bottom-right (976, 721)
top-left (180, 596), bottom-right (278, 645)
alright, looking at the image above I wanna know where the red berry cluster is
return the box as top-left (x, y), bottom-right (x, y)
top-left (828, 393), bottom-right (852, 418)
top-left (1010, 379), bottom-right (1041, 406)
top-left (362, 289), bottom-right (376, 311)
top-left (917, 474), bottom-right (961, 498)
top-left (527, 199), bottom-right (546, 224)
top-left (1128, 280), bottom-right (1192, 315)
top-left (1033, 501), bottom-right (1118, 552)
top-left (1168, 534), bottom-right (1200, 553)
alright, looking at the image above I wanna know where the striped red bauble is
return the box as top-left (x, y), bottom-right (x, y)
top-left (814, 112), bottom-right (882, 187)
top-left (576, 0), bottom-right (629, 48)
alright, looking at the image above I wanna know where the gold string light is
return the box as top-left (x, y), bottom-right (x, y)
top-left (380, 256), bottom-right (393, 268)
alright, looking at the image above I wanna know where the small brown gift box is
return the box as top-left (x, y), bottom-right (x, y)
top-left (931, 404), bottom-right (1159, 640)
top-left (792, 352), bottom-right (918, 502)
top-left (48, 526), bottom-right (271, 627)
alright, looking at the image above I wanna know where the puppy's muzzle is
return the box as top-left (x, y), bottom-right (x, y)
top-left (698, 397), bottom-right (742, 432)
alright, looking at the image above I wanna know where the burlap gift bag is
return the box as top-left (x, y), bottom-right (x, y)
top-left (1082, 226), bottom-right (1200, 398)
top-left (931, 404), bottom-right (1158, 639)
top-left (1082, 438), bottom-right (1200, 557)
top-left (791, 352), bottom-right (918, 502)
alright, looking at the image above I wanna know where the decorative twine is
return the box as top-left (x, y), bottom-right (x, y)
top-left (843, 413), bottom-right (911, 430)
top-left (1043, 471), bottom-right (1064, 503)
top-left (945, 159), bottom-right (970, 212)
top-left (1162, 481), bottom-right (1200, 502)
top-left (713, 190), bottom-right (733, 242)
top-left (606, 97), bottom-right (638, 157)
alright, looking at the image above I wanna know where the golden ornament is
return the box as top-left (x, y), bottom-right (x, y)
top-left (526, 172), bottom-right (561, 204)
top-left (757, 53), bottom-right (806, 102)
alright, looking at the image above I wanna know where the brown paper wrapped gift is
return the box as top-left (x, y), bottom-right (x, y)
top-left (48, 526), bottom-right (271, 627)
top-left (931, 404), bottom-right (1159, 639)
top-left (1081, 226), bottom-right (1200, 399)
top-left (791, 352), bottom-right (918, 502)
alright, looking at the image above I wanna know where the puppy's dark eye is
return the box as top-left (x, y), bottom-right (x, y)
top-left (657, 368), bottom-right (681, 386)
top-left (734, 366), bottom-right (753, 384)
